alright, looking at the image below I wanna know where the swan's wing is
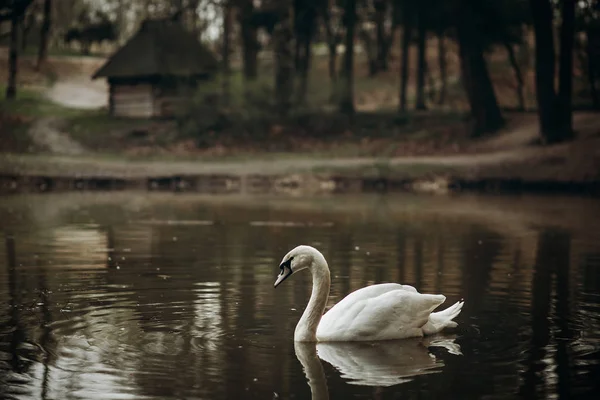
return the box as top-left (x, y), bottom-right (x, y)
top-left (318, 289), bottom-right (446, 341)
top-left (327, 283), bottom-right (417, 311)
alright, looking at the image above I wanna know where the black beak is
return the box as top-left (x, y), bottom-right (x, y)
top-left (274, 259), bottom-right (293, 288)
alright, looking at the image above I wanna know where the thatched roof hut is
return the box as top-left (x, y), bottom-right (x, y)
top-left (92, 18), bottom-right (218, 118)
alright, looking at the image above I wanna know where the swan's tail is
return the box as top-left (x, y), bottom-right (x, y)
top-left (422, 299), bottom-right (464, 335)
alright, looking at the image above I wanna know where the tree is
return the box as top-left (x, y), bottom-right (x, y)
top-left (452, 0), bottom-right (505, 135)
top-left (437, 33), bottom-right (447, 105)
top-left (339, 0), bottom-right (356, 115)
top-left (374, 0), bottom-right (388, 71)
top-left (221, 0), bottom-right (232, 105)
top-left (376, 0), bottom-right (398, 72)
top-left (2, 0), bottom-right (35, 100)
top-left (237, 0), bottom-right (259, 81)
top-left (273, 2), bottom-right (294, 115)
top-left (6, 8), bottom-right (20, 100)
top-left (36, 0), bottom-right (52, 71)
top-left (319, 0), bottom-right (342, 87)
top-left (294, 0), bottom-right (318, 105)
top-left (20, 2), bottom-right (38, 51)
top-left (415, 1), bottom-right (427, 110)
top-left (557, 0), bottom-right (575, 136)
top-left (398, 1), bottom-right (413, 112)
top-left (319, 1), bottom-right (341, 84)
top-left (504, 41), bottom-right (526, 111)
top-left (529, 0), bottom-right (574, 143)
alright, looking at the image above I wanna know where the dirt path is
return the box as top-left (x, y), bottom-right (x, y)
top-left (45, 78), bottom-right (107, 109)
top-left (2, 110), bottom-right (596, 185)
top-left (27, 117), bottom-right (88, 155)
top-left (21, 55), bottom-right (106, 153)
top-left (44, 55), bottom-right (108, 109)
top-left (0, 140), bottom-right (578, 178)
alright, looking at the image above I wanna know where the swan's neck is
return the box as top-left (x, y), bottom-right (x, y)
top-left (295, 257), bottom-right (331, 342)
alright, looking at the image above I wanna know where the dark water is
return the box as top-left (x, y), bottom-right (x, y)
top-left (0, 193), bottom-right (599, 400)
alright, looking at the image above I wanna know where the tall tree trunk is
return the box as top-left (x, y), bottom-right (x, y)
top-left (374, 0), bottom-right (387, 72)
top-left (426, 62), bottom-right (436, 102)
top-left (295, 4), bottom-right (316, 105)
top-left (437, 33), bottom-right (447, 105)
top-left (339, 0), bottom-right (356, 115)
top-left (221, 1), bottom-right (232, 105)
top-left (21, 12), bottom-right (34, 51)
top-left (238, 0), bottom-right (258, 81)
top-left (457, 24), bottom-right (504, 135)
top-left (398, 6), bottom-right (412, 112)
top-left (380, 25), bottom-right (397, 72)
top-left (36, 0), bottom-right (52, 71)
top-left (320, 3), bottom-right (337, 83)
top-left (274, 4), bottom-right (294, 115)
top-left (415, 3), bottom-right (427, 110)
top-left (297, 32), bottom-right (313, 105)
top-left (328, 42), bottom-right (337, 82)
top-left (359, 29), bottom-right (378, 76)
top-left (587, 28), bottom-right (600, 109)
top-left (556, 0), bottom-right (575, 139)
top-left (504, 41), bottom-right (525, 111)
top-left (6, 10), bottom-right (20, 100)
top-left (529, 0), bottom-right (563, 143)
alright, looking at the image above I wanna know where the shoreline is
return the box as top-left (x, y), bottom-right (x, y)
top-left (1, 160), bottom-right (598, 196)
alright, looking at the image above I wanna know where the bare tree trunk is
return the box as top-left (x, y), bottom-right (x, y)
top-left (587, 29), bottom-right (600, 109)
top-left (328, 42), bottom-right (337, 82)
top-left (359, 29), bottom-right (378, 76)
top-left (529, 0), bottom-right (563, 143)
top-left (239, 0), bottom-right (258, 81)
top-left (426, 62), bottom-right (436, 102)
top-left (374, 0), bottom-right (386, 72)
top-left (274, 4), bottom-right (294, 115)
top-left (295, 3), bottom-right (316, 105)
top-left (36, 0), bottom-right (52, 71)
top-left (398, 5), bottom-right (412, 112)
top-left (415, 3), bottom-right (427, 110)
top-left (339, 0), bottom-right (356, 115)
top-left (6, 10), bottom-right (20, 100)
top-left (456, 22), bottom-right (504, 135)
top-left (504, 41), bottom-right (525, 111)
top-left (437, 33), bottom-right (447, 105)
top-left (556, 0), bottom-right (575, 139)
top-left (320, 3), bottom-right (337, 83)
top-left (221, 1), bottom-right (232, 105)
top-left (294, 38), bottom-right (301, 71)
top-left (21, 11), bottom-right (35, 51)
top-left (297, 33), bottom-right (312, 105)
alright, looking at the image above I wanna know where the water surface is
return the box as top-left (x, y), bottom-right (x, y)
top-left (0, 193), bottom-right (599, 399)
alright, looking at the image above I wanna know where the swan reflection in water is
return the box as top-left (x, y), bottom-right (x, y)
top-left (294, 336), bottom-right (461, 398)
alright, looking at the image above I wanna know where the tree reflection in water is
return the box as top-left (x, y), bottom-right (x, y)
top-left (520, 229), bottom-right (573, 399)
top-left (0, 194), bottom-right (598, 399)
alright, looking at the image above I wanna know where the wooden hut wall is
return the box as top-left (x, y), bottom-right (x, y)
top-left (110, 82), bottom-right (155, 118)
top-left (153, 83), bottom-right (193, 118)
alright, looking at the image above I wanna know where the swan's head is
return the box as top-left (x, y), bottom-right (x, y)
top-left (274, 245), bottom-right (321, 288)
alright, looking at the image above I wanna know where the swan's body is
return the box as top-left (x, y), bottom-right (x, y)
top-left (274, 245), bottom-right (464, 342)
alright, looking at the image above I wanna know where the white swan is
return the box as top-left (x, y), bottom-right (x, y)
top-left (274, 245), bottom-right (464, 342)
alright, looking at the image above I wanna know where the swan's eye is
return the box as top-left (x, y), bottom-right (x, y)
top-left (279, 256), bottom-right (294, 274)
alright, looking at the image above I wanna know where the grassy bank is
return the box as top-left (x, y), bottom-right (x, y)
top-left (1, 48), bottom-right (599, 197)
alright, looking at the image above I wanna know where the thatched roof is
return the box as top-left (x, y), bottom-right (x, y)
top-left (92, 18), bottom-right (218, 79)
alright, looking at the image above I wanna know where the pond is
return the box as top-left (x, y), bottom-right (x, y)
top-left (0, 192), bottom-right (599, 399)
